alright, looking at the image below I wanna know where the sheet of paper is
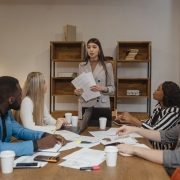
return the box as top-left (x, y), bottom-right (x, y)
top-left (59, 148), bottom-right (105, 169)
top-left (55, 130), bottom-right (80, 141)
top-left (71, 72), bottom-right (100, 101)
top-left (106, 128), bottom-right (143, 138)
top-left (59, 141), bottom-right (78, 151)
top-left (119, 143), bottom-right (150, 157)
top-left (39, 144), bottom-right (62, 153)
top-left (74, 135), bottom-right (100, 143)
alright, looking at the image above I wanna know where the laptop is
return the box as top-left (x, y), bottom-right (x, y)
top-left (82, 107), bottom-right (112, 127)
top-left (61, 108), bottom-right (93, 134)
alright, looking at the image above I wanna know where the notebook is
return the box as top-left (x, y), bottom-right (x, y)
top-left (82, 107), bottom-right (112, 127)
top-left (61, 108), bottom-right (93, 134)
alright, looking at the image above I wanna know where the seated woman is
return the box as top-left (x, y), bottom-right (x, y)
top-left (117, 81), bottom-right (180, 149)
top-left (19, 72), bottom-right (68, 132)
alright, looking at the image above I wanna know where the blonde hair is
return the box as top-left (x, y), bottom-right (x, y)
top-left (22, 72), bottom-right (45, 125)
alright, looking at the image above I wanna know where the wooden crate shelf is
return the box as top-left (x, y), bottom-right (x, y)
top-left (51, 77), bottom-right (75, 95)
top-left (50, 41), bottom-right (85, 62)
top-left (117, 41), bottom-right (151, 61)
top-left (117, 78), bottom-right (149, 97)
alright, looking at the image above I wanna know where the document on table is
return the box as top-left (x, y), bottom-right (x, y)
top-left (59, 135), bottom-right (100, 151)
top-left (39, 144), bottom-right (62, 153)
top-left (106, 128), bottom-right (143, 138)
top-left (71, 72), bottom-right (100, 101)
top-left (89, 129), bottom-right (137, 145)
top-left (59, 148), bottom-right (105, 169)
top-left (55, 130), bottom-right (80, 141)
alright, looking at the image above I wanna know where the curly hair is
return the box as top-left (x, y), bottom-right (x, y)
top-left (162, 81), bottom-right (180, 108)
top-left (0, 76), bottom-right (19, 103)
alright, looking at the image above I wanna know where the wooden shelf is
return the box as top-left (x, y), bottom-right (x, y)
top-left (117, 78), bottom-right (150, 97)
top-left (51, 78), bottom-right (75, 95)
top-left (117, 41), bottom-right (151, 61)
top-left (50, 41), bottom-right (85, 62)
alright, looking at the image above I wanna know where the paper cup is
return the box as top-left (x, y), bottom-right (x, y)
top-left (0, 150), bottom-right (15, 174)
top-left (65, 113), bottom-right (72, 124)
top-left (99, 117), bottom-right (107, 130)
top-left (71, 116), bottom-right (78, 127)
top-left (104, 146), bottom-right (118, 167)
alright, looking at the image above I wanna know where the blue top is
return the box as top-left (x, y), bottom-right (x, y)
top-left (0, 110), bottom-right (44, 156)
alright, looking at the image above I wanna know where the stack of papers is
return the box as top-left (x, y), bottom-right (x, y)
top-left (71, 72), bottom-right (100, 101)
top-left (59, 148), bottom-right (105, 169)
top-left (39, 144), bottom-right (62, 153)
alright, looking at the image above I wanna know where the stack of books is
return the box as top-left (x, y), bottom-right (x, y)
top-left (125, 49), bottom-right (139, 60)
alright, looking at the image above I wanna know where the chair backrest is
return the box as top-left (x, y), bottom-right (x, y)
top-left (171, 168), bottom-right (180, 180)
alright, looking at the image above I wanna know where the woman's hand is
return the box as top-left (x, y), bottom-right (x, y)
top-left (117, 144), bottom-right (135, 155)
top-left (117, 112), bottom-right (134, 123)
top-left (56, 118), bottom-right (70, 130)
top-left (116, 125), bottom-right (138, 136)
top-left (90, 85), bottom-right (107, 92)
top-left (74, 88), bottom-right (83, 96)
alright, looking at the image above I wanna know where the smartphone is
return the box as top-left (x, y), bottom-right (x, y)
top-left (15, 162), bottom-right (39, 168)
top-left (34, 155), bottom-right (60, 163)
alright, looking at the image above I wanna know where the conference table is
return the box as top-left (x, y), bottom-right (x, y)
top-left (0, 127), bottom-right (170, 180)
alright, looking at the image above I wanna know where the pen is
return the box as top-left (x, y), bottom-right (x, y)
top-left (80, 141), bottom-right (92, 144)
top-left (80, 165), bottom-right (100, 171)
top-left (104, 142), bottom-right (122, 146)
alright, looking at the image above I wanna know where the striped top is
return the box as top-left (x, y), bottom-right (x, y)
top-left (142, 103), bottom-right (180, 150)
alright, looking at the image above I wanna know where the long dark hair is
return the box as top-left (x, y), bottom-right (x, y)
top-left (84, 38), bottom-right (108, 85)
top-left (162, 81), bottom-right (180, 108)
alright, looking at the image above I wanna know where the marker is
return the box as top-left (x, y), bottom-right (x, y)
top-left (104, 142), bottom-right (122, 146)
top-left (80, 141), bottom-right (92, 144)
top-left (80, 165), bottom-right (100, 171)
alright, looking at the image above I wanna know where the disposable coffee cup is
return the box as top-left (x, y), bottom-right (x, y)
top-left (0, 150), bottom-right (15, 174)
top-left (65, 113), bottom-right (72, 124)
top-left (104, 146), bottom-right (118, 167)
top-left (99, 117), bottom-right (107, 130)
top-left (71, 116), bottom-right (78, 127)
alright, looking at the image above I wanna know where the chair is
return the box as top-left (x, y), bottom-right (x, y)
top-left (171, 167), bottom-right (180, 180)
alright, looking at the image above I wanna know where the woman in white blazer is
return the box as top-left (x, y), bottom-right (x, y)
top-left (74, 38), bottom-right (115, 118)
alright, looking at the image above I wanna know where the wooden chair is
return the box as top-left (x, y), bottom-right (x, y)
top-left (171, 168), bottom-right (180, 180)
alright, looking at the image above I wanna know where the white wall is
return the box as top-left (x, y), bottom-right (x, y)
top-left (0, 0), bottom-right (179, 111)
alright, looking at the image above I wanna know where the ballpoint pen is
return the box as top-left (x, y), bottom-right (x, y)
top-left (80, 141), bottom-right (92, 144)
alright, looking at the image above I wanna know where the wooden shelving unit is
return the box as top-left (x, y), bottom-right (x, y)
top-left (50, 41), bottom-right (85, 117)
top-left (116, 41), bottom-right (151, 116)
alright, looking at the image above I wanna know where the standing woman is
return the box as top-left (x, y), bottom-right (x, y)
top-left (19, 72), bottom-right (67, 131)
top-left (74, 38), bottom-right (115, 117)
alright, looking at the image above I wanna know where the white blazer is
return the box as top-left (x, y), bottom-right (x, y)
top-left (78, 61), bottom-right (115, 117)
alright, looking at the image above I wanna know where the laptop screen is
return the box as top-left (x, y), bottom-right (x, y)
top-left (82, 107), bottom-right (112, 127)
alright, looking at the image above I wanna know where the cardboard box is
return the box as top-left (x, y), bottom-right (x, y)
top-left (64, 24), bottom-right (76, 41)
